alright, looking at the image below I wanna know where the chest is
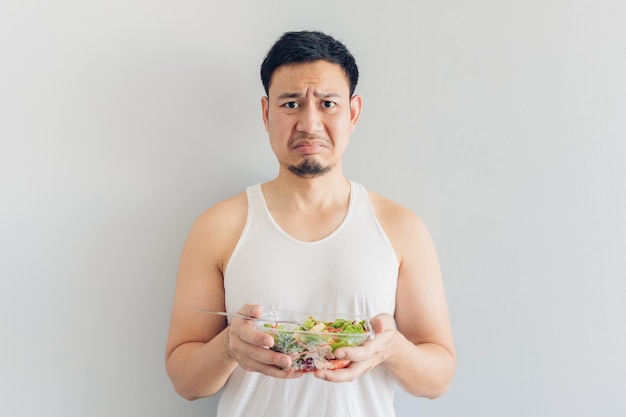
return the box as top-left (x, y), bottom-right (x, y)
top-left (269, 207), bottom-right (348, 242)
top-left (224, 215), bottom-right (398, 316)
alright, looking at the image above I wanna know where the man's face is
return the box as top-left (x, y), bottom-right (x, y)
top-left (262, 60), bottom-right (361, 178)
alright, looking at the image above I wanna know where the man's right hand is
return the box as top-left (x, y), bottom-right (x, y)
top-left (226, 303), bottom-right (303, 379)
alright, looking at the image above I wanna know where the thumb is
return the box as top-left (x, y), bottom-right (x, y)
top-left (370, 313), bottom-right (395, 334)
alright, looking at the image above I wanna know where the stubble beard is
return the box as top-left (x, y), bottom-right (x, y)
top-left (288, 158), bottom-right (333, 178)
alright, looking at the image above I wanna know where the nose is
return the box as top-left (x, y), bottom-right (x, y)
top-left (296, 104), bottom-right (323, 134)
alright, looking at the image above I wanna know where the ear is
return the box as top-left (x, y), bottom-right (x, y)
top-left (349, 95), bottom-right (362, 132)
top-left (261, 96), bottom-right (270, 132)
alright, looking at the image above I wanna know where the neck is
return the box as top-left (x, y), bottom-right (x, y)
top-left (263, 166), bottom-right (350, 213)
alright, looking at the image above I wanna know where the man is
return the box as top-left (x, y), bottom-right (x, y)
top-left (166, 31), bottom-right (456, 416)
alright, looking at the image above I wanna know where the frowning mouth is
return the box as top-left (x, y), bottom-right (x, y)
top-left (288, 134), bottom-right (331, 154)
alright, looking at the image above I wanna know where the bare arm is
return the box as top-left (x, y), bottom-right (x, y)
top-left (165, 195), bottom-right (244, 399)
top-left (315, 193), bottom-right (456, 398)
top-left (165, 194), bottom-right (301, 400)
top-left (381, 205), bottom-right (456, 397)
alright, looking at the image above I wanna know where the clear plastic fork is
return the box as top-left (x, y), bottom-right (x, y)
top-left (194, 309), bottom-right (302, 326)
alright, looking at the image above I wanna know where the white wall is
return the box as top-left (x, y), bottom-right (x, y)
top-left (1, 1), bottom-right (625, 416)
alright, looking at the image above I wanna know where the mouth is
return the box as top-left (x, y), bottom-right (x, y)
top-left (291, 141), bottom-right (328, 154)
top-left (288, 135), bottom-right (331, 155)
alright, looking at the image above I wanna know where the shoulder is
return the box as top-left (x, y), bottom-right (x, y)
top-left (194, 191), bottom-right (248, 233)
top-left (365, 188), bottom-right (433, 263)
top-left (184, 190), bottom-right (249, 271)
top-left (366, 188), bottom-right (426, 235)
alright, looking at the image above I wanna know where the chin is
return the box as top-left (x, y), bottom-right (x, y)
top-left (288, 160), bottom-right (333, 178)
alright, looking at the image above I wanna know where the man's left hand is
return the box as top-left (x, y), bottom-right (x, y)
top-left (313, 313), bottom-right (399, 382)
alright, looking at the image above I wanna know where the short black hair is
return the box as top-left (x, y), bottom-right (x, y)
top-left (260, 30), bottom-right (359, 97)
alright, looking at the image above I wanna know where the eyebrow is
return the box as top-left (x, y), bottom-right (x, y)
top-left (276, 92), bottom-right (342, 100)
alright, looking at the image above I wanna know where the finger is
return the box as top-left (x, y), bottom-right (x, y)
top-left (370, 313), bottom-right (395, 334)
top-left (232, 341), bottom-right (299, 376)
top-left (314, 361), bottom-right (368, 383)
top-left (334, 345), bottom-right (372, 363)
top-left (371, 316), bottom-right (385, 334)
top-left (333, 323), bottom-right (394, 363)
top-left (256, 363), bottom-right (304, 379)
top-left (230, 319), bottom-right (274, 347)
top-left (228, 337), bottom-right (285, 373)
top-left (333, 330), bottom-right (380, 362)
top-left (245, 345), bottom-right (293, 369)
top-left (237, 303), bottom-right (264, 318)
top-left (239, 326), bottom-right (275, 347)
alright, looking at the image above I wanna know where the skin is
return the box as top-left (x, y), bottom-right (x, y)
top-left (165, 60), bottom-right (456, 401)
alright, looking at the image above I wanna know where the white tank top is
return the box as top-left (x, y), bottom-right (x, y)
top-left (220, 180), bottom-right (399, 417)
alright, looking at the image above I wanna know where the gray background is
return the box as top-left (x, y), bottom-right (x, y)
top-left (1, 1), bottom-right (625, 416)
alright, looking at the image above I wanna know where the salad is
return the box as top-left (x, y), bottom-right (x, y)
top-left (263, 315), bottom-right (373, 372)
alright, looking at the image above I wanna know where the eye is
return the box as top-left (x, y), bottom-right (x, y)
top-left (283, 101), bottom-right (300, 109)
top-left (322, 101), bottom-right (336, 109)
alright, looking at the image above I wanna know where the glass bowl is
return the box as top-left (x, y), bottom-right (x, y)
top-left (256, 310), bottom-right (374, 372)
